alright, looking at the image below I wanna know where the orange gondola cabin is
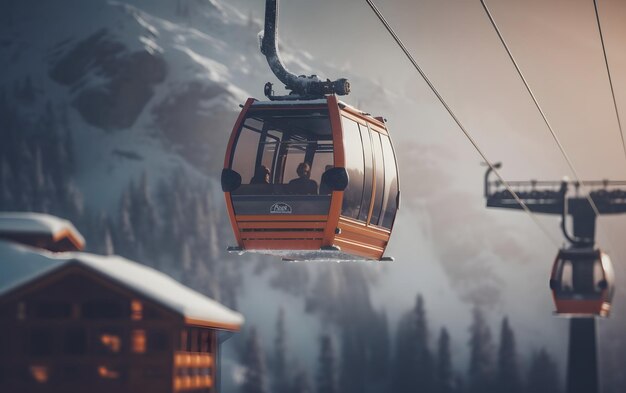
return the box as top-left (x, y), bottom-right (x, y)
top-left (221, 0), bottom-right (399, 261)
top-left (549, 248), bottom-right (615, 317)
top-left (222, 96), bottom-right (399, 261)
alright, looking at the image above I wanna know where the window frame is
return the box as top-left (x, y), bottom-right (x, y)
top-left (229, 106), bottom-right (334, 196)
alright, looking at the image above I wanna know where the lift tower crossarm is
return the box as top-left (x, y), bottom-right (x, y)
top-left (484, 164), bottom-right (626, 245)
top-left (485, 168), bottom-right (626, 214)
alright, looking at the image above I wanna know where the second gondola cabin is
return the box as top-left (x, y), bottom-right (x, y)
top-left (222, 95), bottom-right (399, 261)
top-left (549, 248), bottom-right (615, 317)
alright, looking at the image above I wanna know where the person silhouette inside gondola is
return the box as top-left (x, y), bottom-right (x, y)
top-left (250, 165), bottom-right (271, 184)
top-left (289, 162), bottom-right (318, 195)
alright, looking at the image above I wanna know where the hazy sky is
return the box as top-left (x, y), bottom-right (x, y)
top-left (231, 0), bottom-right (626, 178)
top-left (227, 0), bottom-right (626, 367)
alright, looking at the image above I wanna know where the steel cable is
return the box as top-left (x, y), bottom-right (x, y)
top-left (592, 0), bottom-right (626, 166)
top-left (480, 0), bottom-right (602, 220)
top-left (365, 0), bottom-right (561, 247)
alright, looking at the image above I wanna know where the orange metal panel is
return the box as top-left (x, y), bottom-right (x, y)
top-left (223, 98), bottom-right (256, 247)
top-left (238, 221), bottom-right (327, 229)
top-left (236, 215), bottom-right (328, 222)
top-left (224, 192), bottom-right (242, 246)
top-left (324, 96), bottom-right (345, 246)
top-left (338, 217), bottom-right (391, 240)
top-left (241, 231), bottom-right (324, 240)
top-left (553, 299), bottom-right (610, 317)
top-left (335, 216), bottom-right (390, 260)
top-left (337, 231), bottom-right (387, 249)
top-left (333, 237), bottom-right (384, 260)
top-left (243, 239), bottom-right (323, 250)
top-left (224, 98), bottom-right (255, 168)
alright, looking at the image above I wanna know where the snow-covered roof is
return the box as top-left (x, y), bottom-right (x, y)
top-left (251, 98), bottom-right (328, 106)
top-left (0, 212), bottom-right (85, 249)
top-left (0, 240), bottom-right (244, 331)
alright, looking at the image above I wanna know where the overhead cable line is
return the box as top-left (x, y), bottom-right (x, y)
top-left (592, 0), bottom-right (626, 258)
top-left (592, 0), bottom-right (626, 165)
top-left (365, 0), bottom-right (561, 247)
top-left (479, 0), bottom-right (603, 221)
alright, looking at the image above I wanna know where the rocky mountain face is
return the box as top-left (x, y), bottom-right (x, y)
top-left (0, 0), bottom-right (400, 388)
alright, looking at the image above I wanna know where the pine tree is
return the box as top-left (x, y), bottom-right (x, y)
top-left (102, 221), bottom-right (115, 255)
top-left (496, 317), bottom-right (522, 393)
top-left (118, 189), bottom-right (136, 258)
top-left (272, 307), bottom-right (289, 393)
top-left (241, 327), bottom-right (267, 393)
top-left (132, 172), bottom-right (159, 259)
top-left (392, 310), bottom-right (418, 393)
top-left (526, 348), bottom-right (560, 393)
top-left (316, 334), bottom-right (337, 393)
top-left (436, 327), bottom-right (454, 393)
top-left (367, 310), bottom-right (390, 382)
top-left (468, 307), bottom-right (494, 393)
top-left (391, 294), bottom-right (434, 393)
top-left (413, 294), bottom-right (434, 392)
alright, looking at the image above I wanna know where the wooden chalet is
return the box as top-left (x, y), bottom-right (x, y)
top-left (0, 213), bottom-right (244, 393)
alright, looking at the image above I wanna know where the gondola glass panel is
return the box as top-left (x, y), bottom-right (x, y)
top-left (370, 132), bottom-right (385, 225)
top-left (554, 257), bottom-right (603, 297)
top-left (231, 109), bottom-right (332, 195)
top-left (341, 117), bottom-right (365, 220)
top-left (358, 123), bottom-right (374, 222)
top-left (550, 249), bottom-right (614, 316)
top-left (380, 135), bottom-right (399, 229)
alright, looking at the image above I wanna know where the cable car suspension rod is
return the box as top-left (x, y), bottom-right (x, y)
top-left (480, 0), bottom-right (603, 221)
top-left (365, 0), bottom-right (560, 247)
top-left (260, 0), bottom-right (350, 100)
top-left (592, 0), bottom-right (626, 165)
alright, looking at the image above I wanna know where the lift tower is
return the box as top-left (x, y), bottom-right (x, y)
top-left (484, 163), bottom-right (626, 393)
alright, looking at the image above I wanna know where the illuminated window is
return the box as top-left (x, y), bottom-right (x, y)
top-left (97, 365), bottom-right (120, 379)
top-left (100, 334), bottom-right (122, 353)
top-left (132, 330), bottom-right (146, 354)
top-left (131, 300), bottom-right (143, 321)
top-left (29, 365), bottom-right (49, 383)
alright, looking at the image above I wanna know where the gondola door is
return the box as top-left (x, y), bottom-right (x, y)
top-left (333, 103), bottom-right (399, 260)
